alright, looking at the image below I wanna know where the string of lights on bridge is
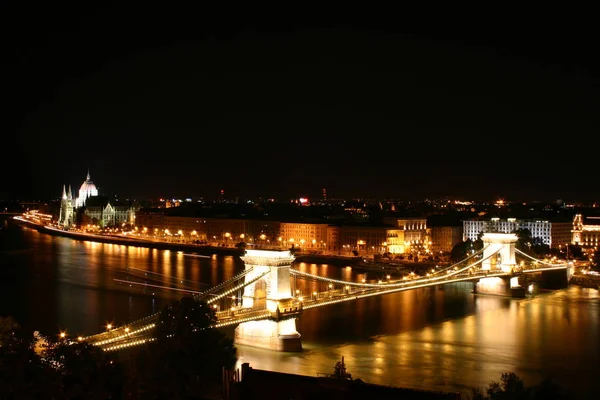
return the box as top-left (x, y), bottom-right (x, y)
top-left (80, 245), bottom-right (569, 351)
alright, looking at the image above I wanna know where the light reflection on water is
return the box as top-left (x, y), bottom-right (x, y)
top-left (1, 219), bottom-right (599, 398)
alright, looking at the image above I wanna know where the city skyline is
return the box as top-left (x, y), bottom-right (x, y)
top-left (4, 5), bottom-right (599, 203)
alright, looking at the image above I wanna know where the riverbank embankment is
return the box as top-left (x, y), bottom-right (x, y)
top-left (11, 217), bottom-right (243, 257)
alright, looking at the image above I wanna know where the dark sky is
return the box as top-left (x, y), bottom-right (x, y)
top-left (4, 5), bottom-right (599, 202)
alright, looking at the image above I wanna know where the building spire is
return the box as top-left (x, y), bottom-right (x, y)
top-left (68, 185), bottom-right (73, 200)
top-left (62, 185), bottom-right (67, 200)
top-left (87, 169), bottom-right (91, 181)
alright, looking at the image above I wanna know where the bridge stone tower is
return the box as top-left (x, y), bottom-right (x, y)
top-left (481, 232), bottom-right (518, 272)
top-left (233, 249), bottom-right (302, 352)
top-left (476, 232), bottom-right (523, 297)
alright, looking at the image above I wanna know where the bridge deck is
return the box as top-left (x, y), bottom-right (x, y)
top-left (83, 258), bottom-right (569, 351)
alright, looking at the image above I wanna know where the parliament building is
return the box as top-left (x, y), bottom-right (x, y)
top-left (58, 170), bottom-right (138, 229)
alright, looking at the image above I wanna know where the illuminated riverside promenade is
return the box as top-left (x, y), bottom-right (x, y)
top-left (13, 215), bottom-right (243, 256)
top-left (81, 234), bottom-right (572, 352)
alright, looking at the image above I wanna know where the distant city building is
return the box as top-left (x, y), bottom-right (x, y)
top-left (572, 214), bottom-right (600, 250)
top-left (75, 170), bottom-right (99, 208)
top-left (58, 185), bottom-right (75, 227)
top-left (59, 170), bottom-right (99, 226)
top-left (134, 209), bottom-right (433, 255)
top-left (279, 222), bottom-right (328, 250)
top-left (462, 217), bottom-right (571, 248)
top-left (382, 217), bottom-right (429, 253)
top-left (58, 170), bottom-right (138, 228)
top-left (82, 196), bottom-right (138, 228)
top-left (338, 225), bottom-right (393, 254)
top-left (429, 226), bottom-right (463, 254)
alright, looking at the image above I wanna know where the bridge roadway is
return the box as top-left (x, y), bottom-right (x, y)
top-left (82, 257), bottom-right (568, 352)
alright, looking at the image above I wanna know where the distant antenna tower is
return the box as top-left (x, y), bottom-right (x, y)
top-left (322, 188), bottom-right (327, 200)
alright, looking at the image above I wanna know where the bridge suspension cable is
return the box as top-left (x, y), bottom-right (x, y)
top-left (125, 266), bottom-right (209, 289)
top-left (291, 247), bottom-right (503, 290)
top-left (206, 268), bottom-right (271, 304)
top-left (195, 267), bottom-right (254, 300)
top-left (514, 248), bottom-right (569, 268)
top-left (83, 244), bottom-right (573, 351)
top-left (429, 245), bottom-right (490, 276)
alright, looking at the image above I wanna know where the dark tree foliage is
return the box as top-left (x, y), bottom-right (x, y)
top-left (124, 296), bottom-right (238, 398)
top-left (0, 317), bottom-right (61, 398)
top-left (2, 307), bottom-right (237, 399)
top-left (43, 339), bottom-right (123, 399)
top-left (514, 228), bottom-right (533, 252)
top-left (469, 372), bottom-right (575, 400)
top-left (154, 296), bottom-right (218, 339)
top-left (474, 234), bottom-right (484, 251)
top-left (590, 250), bottom-right (600, 271)
top-left (450, 239), bottom-right (473, 262)
top-left (565, 244), bottom-right (583, 260)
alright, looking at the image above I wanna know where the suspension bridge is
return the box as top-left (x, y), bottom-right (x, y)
top-left (80, 233), bottom-right (573, 352)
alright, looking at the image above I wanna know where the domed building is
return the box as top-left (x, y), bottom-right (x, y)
top-left (58, 170), bottom-right (139, 228)
top-left (75, 170), bottom-right (99, 208)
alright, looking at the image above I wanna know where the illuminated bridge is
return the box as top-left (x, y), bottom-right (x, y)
top-left (81, 233), bottom-right (573, 352)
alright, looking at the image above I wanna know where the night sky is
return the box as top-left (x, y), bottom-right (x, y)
top-left (4, 5), bottom-right (599, 202)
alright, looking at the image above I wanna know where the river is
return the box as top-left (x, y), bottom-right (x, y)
top-left (1, 216), bottom-right (598, 398)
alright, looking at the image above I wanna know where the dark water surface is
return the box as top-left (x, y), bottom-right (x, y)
top-left (1, 216), bottom-right (598, 398)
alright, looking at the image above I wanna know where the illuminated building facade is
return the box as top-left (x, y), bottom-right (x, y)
top-left (279, 222), bottom-right (328, 251)
top-left (429, 226), bottom-right (463, 253)
top-left (82, 196), bottom-right (138, 228)
top-left (58, 170), bottom-right (138, 228)
top-left (75, 170), bottom-right (99, 208)
top-left (134, 212), bottom-right (433, 255)
top-left (58, 171), bottom-right (99, 227)
top-left (382, 217), bottom-right (430, 254)
top-left (58, 185), bottom-right (75, 227)
top-left (463, 218), bottom-right (571, 248)
top-left (572, 214), bottom-right (600, 251)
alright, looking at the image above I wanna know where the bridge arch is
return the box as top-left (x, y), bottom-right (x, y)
top-left (481, 232), bottom-right (518, 273)
top-left (477, 232), bottom-right (523, 296)
top-left (234, 249), bottom-right (302, 352)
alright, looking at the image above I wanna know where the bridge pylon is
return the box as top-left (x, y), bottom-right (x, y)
top-left (481, 232), bottom-right (518, 272)
top-left (233, 249), bottom-right (302, 352)
top-left (477, 233), bottom-right (524, 297)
